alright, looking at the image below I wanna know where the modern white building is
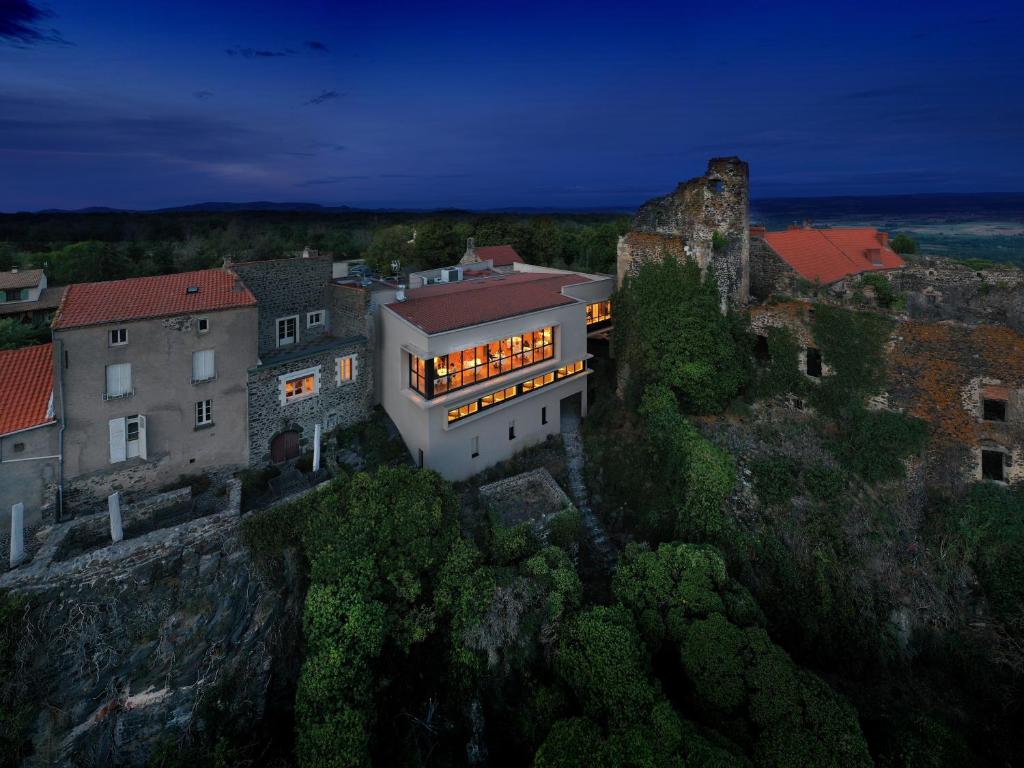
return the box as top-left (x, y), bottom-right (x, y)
top-left (378, 259), bottom-right (613, 480)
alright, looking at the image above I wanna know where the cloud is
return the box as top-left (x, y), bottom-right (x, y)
top-left (296, 175), bottom-right (371, 186)
top-left (305, 40), bottom-right (329, 52)
top-left (193, 90), bottom-right (214, 101)
top-left (313, 142), bottom-right (347, 151)
top-left (0, 0), bottom-right (68, 46)
top-left (225, 46), bottom-right (294, 58)
top-left (305, 90), bottom-right (341, 106)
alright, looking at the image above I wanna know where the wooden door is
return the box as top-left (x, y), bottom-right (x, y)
top-left (271, 430), bottom-right (300, 464)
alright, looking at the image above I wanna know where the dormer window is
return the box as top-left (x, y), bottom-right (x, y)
top-left (109, 328), bottom-right (127, 346)
top-left (307, 310), bottom-right (325, 328)
top-left (277, 316), bottom-right (298, 346)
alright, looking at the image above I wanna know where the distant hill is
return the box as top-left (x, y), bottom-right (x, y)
top-left (750, 193), bottom-right (1024, 228)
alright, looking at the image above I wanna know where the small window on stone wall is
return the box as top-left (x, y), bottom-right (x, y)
top-left (926, 294), bottom-right (938, 306)
top-left (708, 179), bottom-right (724, 194)
top-left (981, 449), bottom-right (1006, 482)
top-left (983, 398), bottom-right (1007, 422)
top-left (13, 442), bottom-right (25, 453)
top-left (806, 348), bottom-right (822, 378)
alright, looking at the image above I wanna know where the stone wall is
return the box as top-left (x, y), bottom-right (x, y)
top-left (749, 236), bottom-right (798, 300)
top-left (617, 156), bottom-right (749, 309)
top-left (329, 283), bottom-right (372, 341)
top-left (0, 482), bottom-right (305, 767)
top-left (246, 340), bottom-right (373, 465)
top-left (892, 257), bottom-right (1024, 332)
top-left (229, 255), bottom-right (333, 354)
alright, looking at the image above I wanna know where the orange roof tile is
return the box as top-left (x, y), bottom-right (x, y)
top-left (52, 269), bottom-right (256, 330)
top-left (387, 272), bottom-right (590, 334)
top-left (473, 245), bottom-right (523, 266)
top-left (764, 227), bottom-right (904, 285)
top-left (0, 343), bottom-right (54, 436)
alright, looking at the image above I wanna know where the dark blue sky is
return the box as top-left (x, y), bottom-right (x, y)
top-left (1, 0), bottom-right (1022, 211)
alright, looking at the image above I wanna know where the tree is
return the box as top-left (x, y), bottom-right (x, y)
top-left (890, 234), bottom-right (917, 254)
top-left (615, 255), bottom-right (748, 414)
top-left (47, 241), bottom-right (135, 284)
top-left (413, 219), bottom-right (460, 269)
top-left (363, 225), bottom-right (412, 275)
top-left (0, 319), bottom-right (47, 350)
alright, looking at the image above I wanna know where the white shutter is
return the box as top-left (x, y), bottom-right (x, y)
top-left (109, 417), bottom-right (126, 463)
top-left (351, 355), bottom-right (359, 382)
top-left (106, 363), bottom-right (132, 397)
top-left (137, 415), bottom-right (148, 460)
top-left (192, 350), bottom-right (215, 382)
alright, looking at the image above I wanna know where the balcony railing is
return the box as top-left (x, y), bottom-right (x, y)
top-left (103, 389), bottom-right (135, 401)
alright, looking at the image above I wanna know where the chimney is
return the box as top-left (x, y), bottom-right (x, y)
top-left (465, 237), bottom-right (476, 261)
top-left (302, 246), bottom-right (311, 259)
top-left (749, 225), bottom-right (767, 239)
top-left (10, 267), bottom-right (17, 273)
top-left (395, 283), bottom-right (407, 302)
top-left (802, 219), bottom-right (813, 230)
top-left (877, 231), bottom-right (889, 248)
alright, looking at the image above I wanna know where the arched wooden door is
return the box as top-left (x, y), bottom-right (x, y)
top-left (271, 430), bottom-right (300, 464)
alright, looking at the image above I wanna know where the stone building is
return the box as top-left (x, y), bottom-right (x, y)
top-left (229, 254), bottom-right (373, 465)
top-left (892, 257), bottom-right (1024, 333)
top-left (748, 223), bottom-right (905, 300)
top-left (51, 269), bottom-right (259, 504)
top-left (617, 156), bottom-right (750, 309)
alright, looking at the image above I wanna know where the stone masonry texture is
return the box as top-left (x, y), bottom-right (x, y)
top-left (617, 156), bottom-right (750, 308)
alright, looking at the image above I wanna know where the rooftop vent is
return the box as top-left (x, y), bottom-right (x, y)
top-left (396, 284), bottom-right (407, 302)
top-left (186, 286), bottom-right (200, 294)
top-left (441, 266), bottom-right (463, 283)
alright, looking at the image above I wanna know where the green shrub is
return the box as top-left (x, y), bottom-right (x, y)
top-left (890, 233), bottom-right (917, 254)
top-left (809, 305), bottom-right (893, 418)
top-left (803, 464), bottom-right (846, 501)
top-left (829, 408), bottom-right (927, 483)
top-left (751, 457), bottom-right (800, 508)
top-left (753, 326), bottom-right (806, 400)
top-left (490, 521), bottom-right (541, 565)
top-left (546, 506), bottom-right (582, 550)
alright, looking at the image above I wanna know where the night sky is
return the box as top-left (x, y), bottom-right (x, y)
top-left (2, 0), bottom-right (1022, 211)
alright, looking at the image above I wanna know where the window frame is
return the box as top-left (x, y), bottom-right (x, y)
top-left (196, 317), bottom-right (210, 334)
top-left (276, 315), bottom-right (299, 347)
top-left (279, 365), bottom-right (321, 405)
top-left (108, 328), bottom-right (128, 347)
top-left (337, 353), bottom-right (358, 384)
top-left (195, 399), bottom-right (213, 427)
top-left (307, 309), bottom-right (325, 328)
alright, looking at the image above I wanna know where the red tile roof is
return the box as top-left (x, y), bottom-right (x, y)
top-left (0, 269), bottom-right (44, 291)
top-left (763, 227), bottom-right (904, 285)
top-left (52, 269), bottom-right (256, 330)
top-left (0, 343), bottom-right (54, 436)
top-left (473, 245), bottom-right (523, 267)
top-left (387, 272), bottom-right (590, 334)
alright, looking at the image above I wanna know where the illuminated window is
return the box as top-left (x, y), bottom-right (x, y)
top-left (447, 401), bottom-right (479, 423)
top-left (586, 300), bottom-right (612, 325)
top-left (280, 366), bottom-right (320, 404)
top-left (409, 354), bottom-right (427, 395)
top-left (337, 354), bottom-right (357, 384)
top-left (432, 326), bottom-right (554, 397)
top-left (445, 360), bottom-right (586, 425)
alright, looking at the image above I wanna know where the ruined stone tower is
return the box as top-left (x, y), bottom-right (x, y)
top-left (617, 156), bottom-right (750, 309)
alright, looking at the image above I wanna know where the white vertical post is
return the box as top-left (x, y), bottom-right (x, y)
top-left (9, 503), bottom-right (25, 569)
top-left (313, 423), bottom-right (322, 473)
top-left (109, 492), bottom-right (123, 543)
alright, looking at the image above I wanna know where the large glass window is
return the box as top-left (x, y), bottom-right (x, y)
top-left (446, 358), bottom-right (586, 424)
top-left (432, 327), bottom-right (554, 397)
top-left (586, 300), bottom-right (612, 326)
top-left (409, 354), bottom-right (427, 395)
